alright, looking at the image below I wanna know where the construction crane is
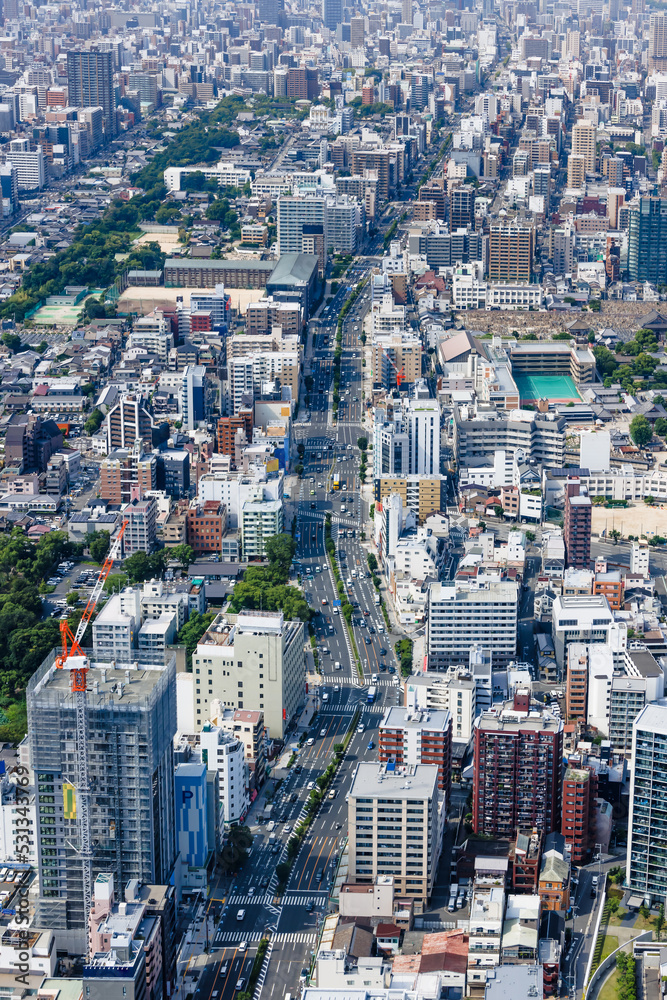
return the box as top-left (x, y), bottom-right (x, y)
top-left (56, 520), bottom-right (128, 941)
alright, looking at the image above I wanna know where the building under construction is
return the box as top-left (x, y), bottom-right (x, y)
top-left (28, 649), bottom-right (177, 954)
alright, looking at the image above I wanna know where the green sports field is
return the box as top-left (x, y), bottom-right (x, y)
top-left (514, 372), bottom-right (581, 404)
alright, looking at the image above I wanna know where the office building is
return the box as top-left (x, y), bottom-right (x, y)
top-left (175, 763), bottom-right (209, 870)
top-left (488, 226), bottom-right (534, 283)
top-left (350, 16), bottom-right (365, 46)
top-left (561, 761), bottom-right (598, 865)
top-left (379, 707), bottom-right (452, 794)
top-left (212, 706), bottom-right (266, 791)
top-left (551, 594), bottom-right (624, 670)
top-left (374, 475), bottom-right (445, 523)
top-left (186, 501), bottom-right (228, 556)
top-left (631, 539), bottom-right (650, 577)
top-left (158, 450), bottom-right (190, 500)
top-left (0, 162), bottom-right (18, 216)
top-left (402, 0), bottom-right (413, 22)
top-left (564, 486), bottom-right (592, 568)
top-left (450, 185), bottom-right (476, 229)
top-left (27, 653), bottom-right (177, 949)
top-left (571, 120), bottom-right (596, 173)
top-left (107, 394), bottom-right (153, 452)
top-left (180, 365), bottom-right (206, 432)
top-left (428, 581), bottom-right (518, 669)
top-left (67, 50), bottom-right (117, 140)
top-left (347, 762), bottom-right (442, 904)
top-left (193, 611), bottom-right (305, 739)
top-left (92, 589), bottom-right (141, 661)
top-left (411, 74), bottom-right (429, 111)
top-left (258, 0), bottom-right (284, 23)
top-left (472, 703), bottom-right (564, 837)
top-left (628, 197), bottom-right (667, 285)
top-left (373, 399), bottom-right (441, 478)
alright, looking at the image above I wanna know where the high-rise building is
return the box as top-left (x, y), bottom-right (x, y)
top-left (100, 447), bottom-right (156, 505)
top-left (628, 197), bottom-right (667, 284)
top-left (6, 138), bottom-right (46, 191)
top-left (411, 73), bottom-right (429, 111)
top-left (566, 644), bottom-right (588, 722)
top-left (379, 707), bottom-right (452, 795)
top-left (241, 498), bottom-right (284, 559)
top-left (627, 700), bottom-right (667, 900)
top-left (428, 581), bottom-right (518, 669)
top-left (561, 759), bottom-right (598, 865)
top-left (488, 225), bottom-right (534, 283)
top-left (180, 364), bottom-right (207, 431)
top-left (192, 611), bottom-right (305, 738)
top-left (402, 0), bottom-right (413, 22)
top-left (450, 185), bottom-right (476, 229)
top-left (322, 0), bottom-right (342, 30)
top-left (0, 162), bottom-right (17, 217)
top-left (67, 50), bottom-right (117, 139)
top-left (373, 398), bottom-right (441, 477)
top-left (552, 223), bottom-right (575, 275)
top-left (107, 394), bottom-right (153, 451)
top-left (347, 762), bottom-right (443, 904)
top-left (566, 153), bottom-right (586, 190)
top-left (564, 483), bottom-right (592, 568)
top-left (649, 13), bottom-right (667, 71)
top-left (472, 700), bottom-right (564, 838)
top-left (350, 16), bottom-right (365, 46)
top-left (28, 652), bottom-right (177, 948)
top-left (571, 119), bottom-right (596, 173)
top-left (123, 497), bottom-right (158, 556)
top-left (258, 0), bottom-right (284, 24)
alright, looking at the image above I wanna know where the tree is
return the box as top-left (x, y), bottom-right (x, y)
top-left (66, 590), bottom-right (80, 606)
top-left (654, 417), bottom-right (667, 438)
top-left (84, 408), bottom-right (104, 437)
top-left (367, 553), bottom-right (378, 573)
top-left (639, 903), bottom-right (650, 920)
top-left (177, 610), bottom-right (217, 664)
top-left (171, 544), bottom-right (194, 568)
top-left (608, 897), bottom-right (620, 914)
top-left (86, 530), bottom-right (110, 563)
top-left (357, 436), bottom-right (368, 451)
top-left (104, 572), bottom-right (128, 594)
top-left (656, 903), bottom-right (664, 940)
top-left (493, 505), bottom-right (504, 517)
top-left (630, 414), bottom-right (652, 448)
top-left (263, 533), bottom-right (296, 578)
top-left (1, 333), bottom-right (21, 354)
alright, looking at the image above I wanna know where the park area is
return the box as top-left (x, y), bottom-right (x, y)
top-left (514, 372), bottom-right (581, 405)
top-left (30, 290), bottom-right (104, 326)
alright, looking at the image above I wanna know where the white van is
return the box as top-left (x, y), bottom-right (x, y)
top-left (335, 661), bottom-right (341, 670)
top-left (371, 673), bottom-right (378, 683)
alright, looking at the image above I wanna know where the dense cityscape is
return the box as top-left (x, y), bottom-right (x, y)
top-left (2, 1), bottom-right (667, 1000)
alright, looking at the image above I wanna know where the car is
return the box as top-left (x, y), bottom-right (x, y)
top-left (316, 869), bottom-right (324, 881)
top-left (290, 792), bottom-right (298, 803)
top-left (260, 877), bottom-right (270, 889)
top-left (248, 887), bottom-right (255, 896)
top-left (307, 781), bottom-right (315, 790)
top-left (220, 963), bottom-right (229, 976)
top-left (310, 490), bottom-right (316, 495)
top-left (363, 610), bottom-right (370, 616)
top-left (379, 648), bottom-right (387, 656)
top-left (235, 981), bottom-right (246, 993)
top-left (334, 684), bottom-right (339, 691)
top-left (389, 666), bottom-right (396, 674)
top-left (284, 824), bottom-right (292, 835)
top-left (236, 908), bottom-right (246, 921)
top-left (367, 741), bottom-right (375, 750)
top-left (357, 724), bottom-right (364, 733)
top-left (328, 789), bottom-right (336, 799)
top-left (365, 637), bottom-right (371, 644)
top-left (320, 728), bottom-right (327, 736)
top-left (306, 737), bottom-right (315, 748)
top-left (307, 900), bottom-right (315, 912)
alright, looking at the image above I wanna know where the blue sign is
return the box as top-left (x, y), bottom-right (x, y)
top-left (333, 599), bottom-right (341, 607)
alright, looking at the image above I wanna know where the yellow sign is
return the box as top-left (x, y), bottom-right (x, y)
top-left (63, 783), bottom-right (76, 820)
top-left (266, 458), bottom-right (280, 473)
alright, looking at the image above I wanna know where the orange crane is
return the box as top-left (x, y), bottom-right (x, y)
top-left (380, 345), bottom-right (405, 387)
top-left (56, 519), bottom-right (128, 939)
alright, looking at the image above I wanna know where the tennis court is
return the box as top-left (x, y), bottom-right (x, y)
top-left (31, 293), bottom-right (98, 326)
top-left (514, 372), bottom-right (581, 404)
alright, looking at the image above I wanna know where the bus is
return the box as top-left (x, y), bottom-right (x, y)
top-left (333, 475), bottom-right (340, 490)
top-left (367, 686), bottom-right (377, 704)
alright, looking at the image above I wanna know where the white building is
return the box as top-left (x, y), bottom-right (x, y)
top-left (630, 539), bottom-right (650, 578)
top-left (428, 581), bottom-right (518, 669)
top-left (347, 762), bottom-right (443, 905)
top-left (92, 589), bottom-right (141, 660)
top-left (405, 667), bottom-right (477, 743)
top-left (198, 723), bottom-right (249, 826)
top-left (164, 162), bottom-right (252, 192)
top-left (485, 283), bottom-right (543, 310)
top-left (551, 594), bottom-right (626, 669)
top-left (241, 498), bottom-right (284, 559)
top-left (197, 471), bottom-right (284, 531)
top-left (5, 139), bottom-right (45, 190)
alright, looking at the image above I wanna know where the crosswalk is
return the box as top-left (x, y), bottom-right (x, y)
top-left (214, 930), bottom-right (317, 946)
top-left (320, 701), bottom-right (385, 713)
top-left (227, 894), bottom-right (276, 906)
top-left (282, 893), bottom-right (327, 907)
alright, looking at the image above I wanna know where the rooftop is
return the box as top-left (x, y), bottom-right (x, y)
top-left (349, 762), bottom-right (439, 800)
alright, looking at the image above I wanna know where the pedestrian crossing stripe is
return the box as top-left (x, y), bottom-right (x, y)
top-left (227, 894), bottom-right (276, 905)
top-left (214, 931), bottom-right (316, 945)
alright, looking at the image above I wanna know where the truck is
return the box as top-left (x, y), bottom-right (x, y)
top-left (333, 475), bottom-right (340, 490)
top-left (374, 594), bottom-right (381, 605)
top-left (367, 686), bottom-right (377, 704)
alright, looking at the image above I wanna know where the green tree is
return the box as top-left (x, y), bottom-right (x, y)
top-left (66, 590), bottom-right (80, 607)
top-left (177, 610), bottom-right (217, 664)
top-left (656, 903), bottom-right (664, 940)
top-left (1, 333), bottom-right (21, 353)
top-left (593, 345), bottom-right (619, 378)
top-left (357, 436), bottom-right (368, 451)
top-left (84, 408), bottom-right (104, 436)
top-left (630, 414), bottom-right (652, 448)
top-left (654, 417), bottom-right (667, 438)
top-left (367, 553), bottom-right (378, 573)
top-left (104, 572), bottom-right (128, 594)
top-left (263, 533), bottom-right (296, 578)
top-left (170, 544), bottom-right (194, 568)
top-left (86, 530), bottom-right (110, 563)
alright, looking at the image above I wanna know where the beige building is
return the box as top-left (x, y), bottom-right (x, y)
top-left (193, 610), bottom-right (305, 739)
top-left (571, 120), bottom-right (596, 173)
top-left (567, 153), bottom-right (586, 190)
top-left (488, 226), bottom-right (534, 283)
top-left (347, 762), bottom-right (442, 908)
top-left (375, 475), bottom-right (444, 523)
top-left (371, 333), bottom-right (422, 387)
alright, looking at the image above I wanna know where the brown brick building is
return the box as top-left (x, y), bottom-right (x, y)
top-left (99, 449), bottom-right (156, 504)
top-left (217, 411), bottom-right (253, 462)
top-left (561, 761), bottom-right (598, 865)
top-left (186, 501), bottom-right (228, 555)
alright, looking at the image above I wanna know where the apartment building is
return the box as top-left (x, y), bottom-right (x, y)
top-left (488, 225), bottom-right (534, 283)
top-left (405, 667), bottom-right (477, 743)
top-left (123, 497), bottom-right (158, 556)
top-left (374, 475), bottom-right (445, 523)
top-left (347, 762), bottom-right (442, 907)
top-left (211, 706), bottom-right (266, 791)
top-left (561, 760), bottom-right (598, 865)
top-left (245, 297), bottom-right (303, 337)
top-left (428, 581), bottom-right (518, 669)
top-left (564, 488), bottom-right (592, 569)
top-left (92, 589), bottom-right (141, 661)
top-left (371, 332), bottom-right (421, 386)
top-left (186, 501), bottom-right (228, 556)
top-left (379, 707), bottom-right (452, 793)
top-left (566, 643), bottom-right (588, 722)
top-left (467, 883), bottom-right (505, 997)
top-left (571, 119), bottom-right (596, 173)
top-left (551, 594), bottom-right (623, 669)
top-left (472, 703), bottom-right (564, 837)
top-left (100, 447), bottom-right (156, 504)
top-left (107, 394), bottom-right (153, 451)
top-left (373, 399), bottom-right (441, 478)
top-left (198, 723), bottom-right (249, 826)
top-left (241, 498), bottom-right (283, 559)
top-left (193, 611), bottom-right (305, 738)
top-left (627, 700), bottom-right (667, 902)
